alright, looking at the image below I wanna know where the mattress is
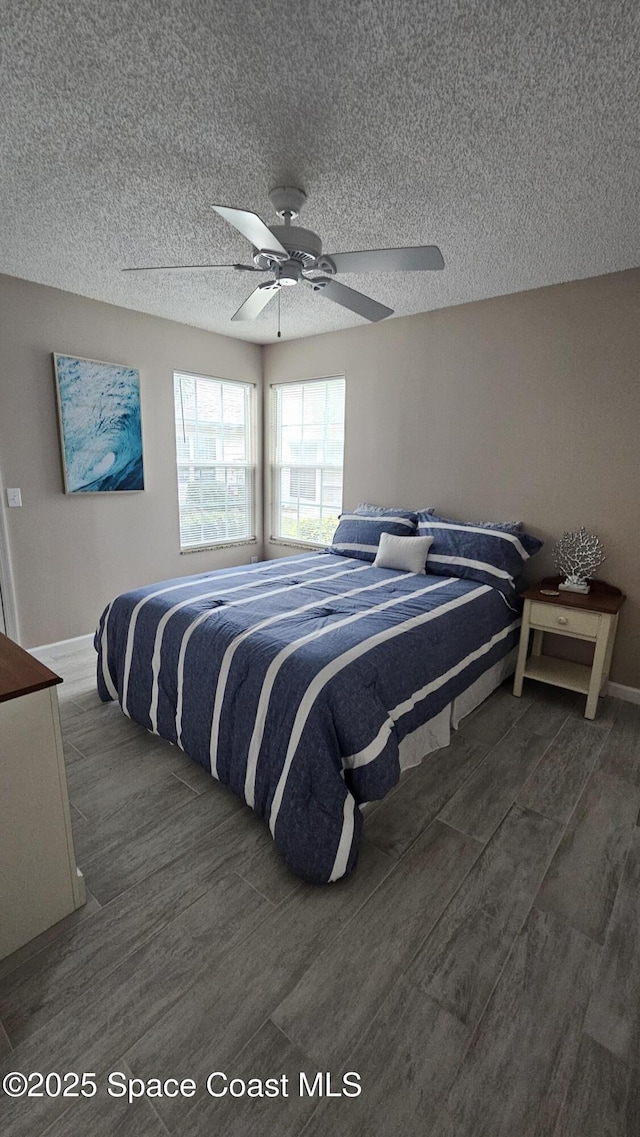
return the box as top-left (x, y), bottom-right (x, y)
top-left (95, 553), bottom-right (520, 882)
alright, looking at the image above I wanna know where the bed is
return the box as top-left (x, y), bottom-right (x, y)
top-left (95, 552), bottom-right (520, 882)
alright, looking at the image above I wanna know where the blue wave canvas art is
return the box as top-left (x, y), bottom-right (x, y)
top-left (53, 354), bottom-right (144, 493)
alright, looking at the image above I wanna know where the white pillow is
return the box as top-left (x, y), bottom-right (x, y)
top-left (373, 532), bottom-right (434, 574)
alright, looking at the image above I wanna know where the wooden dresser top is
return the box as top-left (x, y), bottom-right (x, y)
top-left (0, 632), bottom-right (62, 703)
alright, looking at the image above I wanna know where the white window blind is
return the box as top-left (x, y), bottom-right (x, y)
top-left (271, 377), bottom-right (345, 546)
top-left (173, 372), bottom-right (255, 551)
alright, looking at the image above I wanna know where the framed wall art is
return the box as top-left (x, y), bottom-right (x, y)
top-left (52, 353), bottom-right (144, 493)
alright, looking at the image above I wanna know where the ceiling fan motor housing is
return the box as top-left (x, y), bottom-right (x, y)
top-left (253, 225), bottom-right (323, 271)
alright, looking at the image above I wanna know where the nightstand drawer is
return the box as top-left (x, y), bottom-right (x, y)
top-left (529, 602), bottom-right (600, 639)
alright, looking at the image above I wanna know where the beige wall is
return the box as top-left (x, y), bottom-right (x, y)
top-left (264, 269), bottom-right (640, 688)
top-left (2, 268), bottom-right (638, 686)
top-left (0, 275), bottom-right (262, 647)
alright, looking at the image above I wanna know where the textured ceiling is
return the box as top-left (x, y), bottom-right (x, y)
top-left (1, 0), bottom-right (639, 344)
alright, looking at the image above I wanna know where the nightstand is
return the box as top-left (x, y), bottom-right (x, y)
top-left (513, 576), bottom-right (625, 719)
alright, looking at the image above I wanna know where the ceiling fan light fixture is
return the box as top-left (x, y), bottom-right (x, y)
top-left (276, 262), bottom-right (303, 286)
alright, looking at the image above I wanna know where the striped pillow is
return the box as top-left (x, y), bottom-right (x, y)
top-left (329, 509), bottom-right (418, 562)
top-left (417, 510), bottom-right (542, 595)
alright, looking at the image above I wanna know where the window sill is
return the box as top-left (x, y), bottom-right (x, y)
top-left (180, 537), bottom-right (258, 555)
top-left (269, 537), bottom-right (326, 552)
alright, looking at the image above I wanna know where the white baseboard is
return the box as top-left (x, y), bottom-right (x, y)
top-left (29, 632), bottom-right (94, 659)
top-left (607, 680), bottom-right (640, 705)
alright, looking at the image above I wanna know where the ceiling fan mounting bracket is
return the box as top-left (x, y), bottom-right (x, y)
top-left (316, 255), bottom-right (336, 276)
top-left (269, 186), bottom-right (307, 220)
top-left (307, 276), bottom-right (330, 291)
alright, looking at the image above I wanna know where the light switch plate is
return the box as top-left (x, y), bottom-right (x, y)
top-left (6, 488), bottom-right (22, 507)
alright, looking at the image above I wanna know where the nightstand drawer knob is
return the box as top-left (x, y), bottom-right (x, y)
top-left (557, 616), bottom-right (568, 625)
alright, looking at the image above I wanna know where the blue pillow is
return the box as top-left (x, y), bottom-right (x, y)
top-left (418, 509), bottom-right (523, 532)
top-left (329, 509), bottom-right (418, 562)
top-left (416, 509), bottom-right (542, 595)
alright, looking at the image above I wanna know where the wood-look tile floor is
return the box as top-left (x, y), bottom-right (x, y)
top-left (2, 640), bottom-right (640, 1135)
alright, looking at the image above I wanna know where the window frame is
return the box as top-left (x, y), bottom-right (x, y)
top-left (269, 375), bottom-right (346, 550)
top-left (173, 370), bottom-right (258, 554)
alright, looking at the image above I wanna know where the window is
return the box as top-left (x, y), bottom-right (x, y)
top-left (289, 467), bottom-right (318, 502)
top-left (271, 377), bottom-right (345, 546)
top-left (173, 372), bottom-right (255, 551)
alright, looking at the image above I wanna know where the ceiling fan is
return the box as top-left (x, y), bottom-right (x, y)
top-left (123, 187), bottom-right (444, 325)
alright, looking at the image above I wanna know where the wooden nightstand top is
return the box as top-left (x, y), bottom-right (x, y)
top-left (521, 576), bottom-right (625, 616)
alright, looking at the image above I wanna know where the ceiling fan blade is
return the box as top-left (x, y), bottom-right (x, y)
top-left (308, 278), bottom-right (393, 322)
top-left (231, 283), bottom-right (280, 322)
top-left (212, 205), bottom-right (289, 259)
top-left (122, 263), bottom-right (264, 273)
top-left (326, 246), bottom-right (445, 273)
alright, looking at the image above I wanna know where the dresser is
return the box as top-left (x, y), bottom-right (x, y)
top-left (0, 633), bottom-right (85, 960)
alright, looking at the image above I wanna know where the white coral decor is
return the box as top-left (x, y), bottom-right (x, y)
top-left (553, 528), bottom-right (606, 594)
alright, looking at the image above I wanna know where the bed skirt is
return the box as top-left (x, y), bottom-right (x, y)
top-left (397, 646), bottom-right (517, 772)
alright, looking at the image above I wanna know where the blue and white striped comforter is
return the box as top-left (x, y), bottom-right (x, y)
top-left (95, 553), bottom-right (520, 882)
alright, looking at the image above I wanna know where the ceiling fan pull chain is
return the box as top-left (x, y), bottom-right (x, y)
top-left (277, 287), bottom-right (282, 338)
